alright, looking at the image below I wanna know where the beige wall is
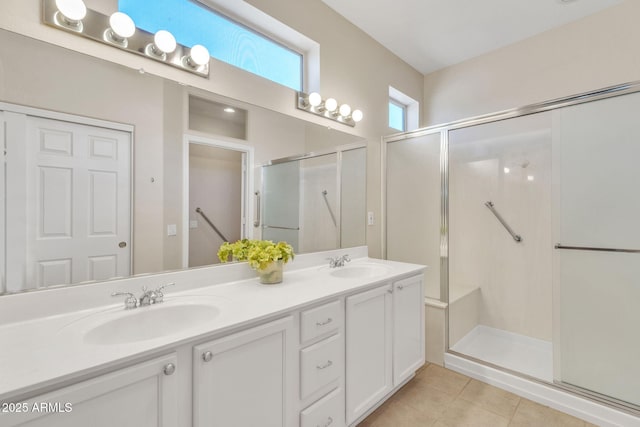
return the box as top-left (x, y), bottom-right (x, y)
top-left (0, 0), bottom-right (424, 259)
top-left (423, 1), bottom-right (640, 126)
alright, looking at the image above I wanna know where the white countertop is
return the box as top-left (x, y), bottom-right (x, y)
top-left (0, 254), bottom-right (425, 400)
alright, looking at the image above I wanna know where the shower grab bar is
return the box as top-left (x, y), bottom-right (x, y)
top-left (322, 190), bottom-right (338, 227)
top-left (195, 207), bottom-right (229, 242)
top-left (555, 244), bottom-right (640, 253)
top-left (253, 191), bottom-right (260, 227)
top-left (262, 225), bottom-right (300, 231)
top-left (484, 201), bottom-right (522, 242)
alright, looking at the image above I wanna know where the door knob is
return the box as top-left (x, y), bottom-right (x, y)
top-left (119, 241), bottom-right (127, 248)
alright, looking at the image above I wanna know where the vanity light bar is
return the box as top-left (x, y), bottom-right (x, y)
top-left (42, 0), bottom-right (210, 78)
top-left (296, 92), bottom-right (363, 127)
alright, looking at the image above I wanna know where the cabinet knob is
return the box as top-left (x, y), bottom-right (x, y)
top-left (163, 363), bottom-right (176, 376)
top-left (387, 289), bottom-right (393, 294)
top-left (397, 284), bottom-right (404, 290)
top-left (202, 351), bottom-right (213, 362)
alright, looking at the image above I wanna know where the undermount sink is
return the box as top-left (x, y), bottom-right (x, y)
top-left (83, 301), bottom-right (220, 345)
top-left (329, 263), bottom-right (392, 279)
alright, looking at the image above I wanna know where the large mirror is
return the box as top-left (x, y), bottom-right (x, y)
top-left (0, 29), bottom-right (366, 294)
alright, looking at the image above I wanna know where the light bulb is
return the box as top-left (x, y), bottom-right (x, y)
top-left (189, 44), bottom-right (210, 66)
top-left (504, 167), bottom-right (510, 174)
top-left (308, 92), bottom-right (322, 107)
top-left (223, 107), bottom-right (236, 113)
top-left (527, 175), bottom-right (535, 181)
top-left (351, 109), bottom-right (363, 122)
top-left (339, 104), bottom-right (351, 117)
top-left (325, 98), bottom-right (338, 112)
top-left (109, 12), bottom-right (135, 38)
top-left (55, 0), bottom-right (86, 21)
top-left (154, 30), bottom-right (176, 54)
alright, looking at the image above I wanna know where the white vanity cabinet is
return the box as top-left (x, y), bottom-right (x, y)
top-left (192, 316), bottom-right (296, 427)
top-left (2, 353), bottom-right (178, 427)
top-left (345, 274), bottom-right (425, 425)
top-left (392, 275), bottom-right (426, 385)
top-left (345, 284), bottom-right (393, 424)
top-left (0, 257), bottom-right (426, 427)
top-left (298, 300), bottom-right (345, 427)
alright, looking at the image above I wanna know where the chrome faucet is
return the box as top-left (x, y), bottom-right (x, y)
top-left (138, 286), bottom-right (157, 306)
top-left (112, 283), bottom-right (175, 309)
top-left (327, 254), bottom-right (351, 268)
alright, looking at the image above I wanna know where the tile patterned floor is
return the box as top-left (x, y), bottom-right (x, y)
top-left (358, 364), bottom-right (599, 427)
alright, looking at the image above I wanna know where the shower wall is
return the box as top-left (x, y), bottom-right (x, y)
top-left (449, 113), bottom-right (553, 342)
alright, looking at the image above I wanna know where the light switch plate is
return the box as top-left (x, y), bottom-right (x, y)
top-left (190, 220), bottom-right (198, 229)
top-left (367, 211), bottom-right (375, 226)
top-left (167, 224), bottom-right (177, 236)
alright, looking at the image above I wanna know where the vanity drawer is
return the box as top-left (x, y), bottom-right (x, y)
top-left (301, 300), bottom-right (342, 343)
top-left (301, 333), bottom-right (342, 399)
top-left (300, 387), bottom-right (344, 427)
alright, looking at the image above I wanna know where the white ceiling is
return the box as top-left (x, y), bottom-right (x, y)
top-left (322, 0), bottom-right (623, 74)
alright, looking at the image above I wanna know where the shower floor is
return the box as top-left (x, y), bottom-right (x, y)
top-left (451, 325), bottom-right (553, 382)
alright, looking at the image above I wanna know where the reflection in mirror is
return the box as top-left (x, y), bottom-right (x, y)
top-left (188, 144), bottom-right (243, 268)
top-left (261, 146), bottom-right (366, 253)
top-left (0, 29), bottom-right (367, 295)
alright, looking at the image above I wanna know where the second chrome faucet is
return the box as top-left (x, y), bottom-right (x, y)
top-left (327, 254), bottom-right (351, 268)
top-left (112, 283), bottom-right (175, 309)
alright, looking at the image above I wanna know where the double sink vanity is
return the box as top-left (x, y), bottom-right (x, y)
top-left (0, 247), bottom-right (425, 427)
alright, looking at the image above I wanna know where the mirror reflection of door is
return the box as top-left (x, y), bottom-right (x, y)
top-left (1, 111), bottom-right (132, 292)
top-left (188, 143), bottom-right (244, 267)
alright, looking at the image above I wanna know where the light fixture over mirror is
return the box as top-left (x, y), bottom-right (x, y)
top-left (42, 0), bottom-right (210, 77)
top-left (54, 0), bottom-right (86, 32)
top-left (146, 30), bottom-right (177, 59)
top-left (296, 92), bottom-right (363, 127)
top-left (184, 44), bottom-right (210, 68)
top-left (104, 12), bottom-right (135, 47)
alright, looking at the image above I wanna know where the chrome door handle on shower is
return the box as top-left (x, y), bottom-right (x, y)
top-left (555, 244), bottom-right (640, 253)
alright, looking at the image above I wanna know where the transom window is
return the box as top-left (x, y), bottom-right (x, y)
top-left (119, 0), bottom-right (303, 91)
top-left (389, 86), bottom-right (420, 132)
top-left (389, 100), bottom-right (407, 132)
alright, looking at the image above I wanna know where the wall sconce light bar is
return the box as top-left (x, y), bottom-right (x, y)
top-left (42, 0), bottom-right (210, 78)
top-left (296, 92), bottom-right (363, 127)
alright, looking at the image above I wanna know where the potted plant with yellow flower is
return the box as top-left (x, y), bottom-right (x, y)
top-left (217, 239), bottom-right (294, 284)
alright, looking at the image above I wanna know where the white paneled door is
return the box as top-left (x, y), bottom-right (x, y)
top-left (4, 113), bottom-right (131, 291)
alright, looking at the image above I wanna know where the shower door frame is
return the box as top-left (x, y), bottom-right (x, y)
top-left (382, 79), bottom-right (640, 415)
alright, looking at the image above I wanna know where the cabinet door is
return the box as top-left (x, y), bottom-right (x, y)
top-left (2, 354), bottom-right (178, 427)
top-left (193, 316), bottom-right (296, 427)
top-left (393, 275), bottom-right (425, 385)
top-left (345, 284), bottom-right (392, 425)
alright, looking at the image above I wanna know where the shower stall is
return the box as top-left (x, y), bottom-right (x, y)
top-left (384, 82), bottom-right (640, 423)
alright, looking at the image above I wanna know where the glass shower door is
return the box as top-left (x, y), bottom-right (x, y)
top-left (554, 92), bottom-right (640, 408)
top-left (262, 161), bottom-right (300, 252)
